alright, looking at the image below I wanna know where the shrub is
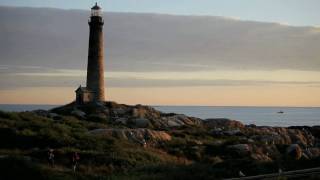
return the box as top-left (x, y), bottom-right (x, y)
top-left (0, 110), bottom-right (21, 121)
top-left (0, 156), bottom-right (44, 179)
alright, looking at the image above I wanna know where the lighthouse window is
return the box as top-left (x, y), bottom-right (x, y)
top-left (91, 9), bottom-right (101, 17)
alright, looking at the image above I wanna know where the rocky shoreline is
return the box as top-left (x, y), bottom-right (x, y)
top-left (1, 101), bottom-right (320, 179)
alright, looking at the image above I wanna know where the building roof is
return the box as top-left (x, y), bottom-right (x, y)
top-left (91, 2), bottom-right (101, 10)
top-left (75, 86), bottom-right (91, 93)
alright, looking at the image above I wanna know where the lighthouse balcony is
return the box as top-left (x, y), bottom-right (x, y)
top-left (88, 17), bottom-right (104, 25)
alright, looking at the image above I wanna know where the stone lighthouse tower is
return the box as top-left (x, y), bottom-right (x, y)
top-left (75, 3), bottom-right (105, 104)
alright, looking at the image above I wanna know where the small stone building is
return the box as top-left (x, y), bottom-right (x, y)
top-left (75, 86), bottom-right (94, 105)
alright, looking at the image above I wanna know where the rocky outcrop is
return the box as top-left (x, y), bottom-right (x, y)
top-left (203, 121), bottom-right (320, 162)
top-left (246, 127), bottom-right (315, 147)
top-left (47, 101), bottom-right (320, 163)
top-left (50, 101), bottom-right (203, 129)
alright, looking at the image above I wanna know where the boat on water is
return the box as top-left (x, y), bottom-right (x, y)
top-left (277, 111), bottom-right (284, 114)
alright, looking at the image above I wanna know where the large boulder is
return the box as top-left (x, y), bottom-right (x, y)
top-left (115, 118), bottom-right (128, 125)
top-left (204, 118), bottom-right (245, 129)
top-left (166, 116), bottom-right (185, 127)
top-left (286, 144), bottom-right (303, 160)
top-left (227, 144), bottom-right (251, 155)
top-left (250, 153), bottom-right (272, 162)
top-left (71, 109), bottom-right (86, 118)
top-left (132, 107), bottom-right (148, 118)
top-left (131, 118), bottom-right (150, 128)
top-left (164, 114), bottom-right (202, 128)
top-left (112, 108), bottom-right (127, 116)
top-left (305, 148), bottom-right (320, 159)
top-left (131, 105), bottom-right (161, 119)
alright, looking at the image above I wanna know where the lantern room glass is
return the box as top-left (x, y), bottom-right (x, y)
top-left (91, 9), bottom-right (102, 17)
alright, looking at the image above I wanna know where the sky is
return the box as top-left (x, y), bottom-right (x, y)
top-left (0, 2), bottom-right (320, 106)
top-left (0, 0), bottom-right (320, 27)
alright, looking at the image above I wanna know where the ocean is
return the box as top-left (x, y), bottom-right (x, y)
top-left (155, 106), bottom-right (320, 127)
top-left (0, 104), bottom-right (319, 127)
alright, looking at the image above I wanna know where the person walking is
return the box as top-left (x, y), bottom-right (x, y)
top-left (72, 152), bottom-right (80, 173)
top-left (47, 149), bottom-right (55, 167)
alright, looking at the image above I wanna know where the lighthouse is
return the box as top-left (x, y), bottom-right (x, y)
top-left (75, 3), bottom-right (105, 105)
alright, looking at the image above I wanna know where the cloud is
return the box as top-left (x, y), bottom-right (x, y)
top-left (1, 66), bottom-right (320, 89)
top-left (0, 6), bottom-right (319, 95)
top-left (2, 75), bottom-right (320, 89)
top-left (0, 6), bottom-right (320, 73)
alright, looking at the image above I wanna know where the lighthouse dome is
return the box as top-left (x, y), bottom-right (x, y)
top-left (91, 3), bottom-right (102, 17)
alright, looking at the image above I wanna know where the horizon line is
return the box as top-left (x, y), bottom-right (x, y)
top-left (1, 103), bottom-right (319, 109)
